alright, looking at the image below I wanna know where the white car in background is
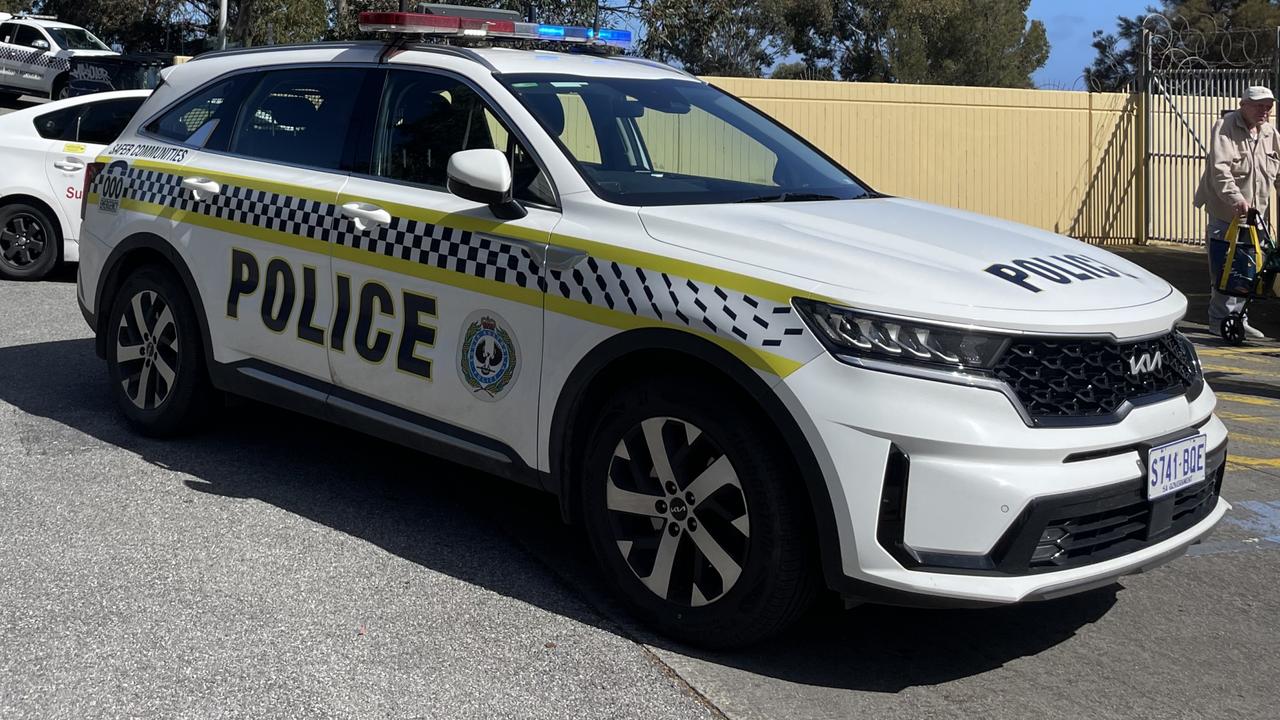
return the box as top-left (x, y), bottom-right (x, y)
top-left (0, 14), bottom-right (118, 101)
top-left (0, 89), bottom-right (147, 279)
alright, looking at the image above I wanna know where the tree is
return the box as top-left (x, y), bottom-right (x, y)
top-left (638, 0), bottom-right (786, 77)
top-left (1085, 1), bottom-right (1280, 92)
top-left (782, 0), bottom-right (1048, 87)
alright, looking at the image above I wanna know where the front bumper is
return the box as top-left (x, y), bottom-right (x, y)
top-left (778, 351), bottom-right (1228, 605)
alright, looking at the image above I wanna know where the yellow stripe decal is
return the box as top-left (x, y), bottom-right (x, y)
top-left (118, 159), bottom-right (809, 304)
top-left (117, 195), bottom-right (802, 377)
top-left (546, 295), bottom-right (801, 376)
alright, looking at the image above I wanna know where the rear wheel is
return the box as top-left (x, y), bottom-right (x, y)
top-left (0, 202), bottom-right (59, 280)
top-left (581, 375), bottom-right (818, 648)
top-left (105, 266), bottom-right (216, 436)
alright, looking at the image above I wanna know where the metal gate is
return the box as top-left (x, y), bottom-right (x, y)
top-left (1141, 17), bottom-right (1278, 244)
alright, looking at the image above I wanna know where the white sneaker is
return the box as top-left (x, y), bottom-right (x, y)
top-left (1242, 319), bottom-right (1265, 339)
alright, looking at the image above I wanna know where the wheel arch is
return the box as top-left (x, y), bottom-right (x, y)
top-left (93, 232), bottom-right (214, 373)
top-left (548, 328), bottom-right (846, 588)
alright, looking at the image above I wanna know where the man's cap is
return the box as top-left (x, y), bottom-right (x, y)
top-left (1243, 86), bottom-right (1275, 102)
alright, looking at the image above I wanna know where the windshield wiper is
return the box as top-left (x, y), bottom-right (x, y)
top-left (736, 192), bottom-right (843, 203)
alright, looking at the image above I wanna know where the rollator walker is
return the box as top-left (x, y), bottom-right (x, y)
top-left (1211, 208), bottom-right (1280, 345)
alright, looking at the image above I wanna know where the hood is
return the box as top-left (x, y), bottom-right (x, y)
top-left (638, 197), bottom-right (1173, 317)
top-left (61, 49), bottom-right (119, 58)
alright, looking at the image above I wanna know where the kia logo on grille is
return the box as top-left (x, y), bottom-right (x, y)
top-left (1128, 351), bottom-right (1163, 375)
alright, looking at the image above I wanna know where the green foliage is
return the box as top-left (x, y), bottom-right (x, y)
top-left (1085, 0), bottom-right (1280, 93)
top-left (771, 61), bottom-right (833, 80)
top-left (783, 0), bottom-right (1048, 87)
top-left (638, 0), bottom-right (785, 77)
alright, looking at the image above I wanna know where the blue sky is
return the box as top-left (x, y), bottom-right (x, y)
top-left (1028, 0), bottom-right (1154, 89)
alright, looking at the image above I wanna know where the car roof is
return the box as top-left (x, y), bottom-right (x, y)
top-left (10, 18), bottom-right (82, 30)
top-left (182, 41), bottom-right (695, 83)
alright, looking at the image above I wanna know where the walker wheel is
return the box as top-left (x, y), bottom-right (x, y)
top-left (1222, 313), bottom-right (1247, 345)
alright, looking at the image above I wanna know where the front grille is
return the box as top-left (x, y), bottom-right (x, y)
top-left (877, 441), bottom-right (1227, 576)
top-left (993, 332), bottom-right (1199, 424)
top-left (1028, 465), bottom-right (1223, 570)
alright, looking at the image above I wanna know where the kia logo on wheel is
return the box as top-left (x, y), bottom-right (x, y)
top-left (1128, 351), bottom-right (1163, 375)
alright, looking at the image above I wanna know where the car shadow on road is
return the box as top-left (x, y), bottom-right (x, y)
top-left (0, 94), bottom-right (41, 111)
top-left (0, 337), bottom-right (1119, 691)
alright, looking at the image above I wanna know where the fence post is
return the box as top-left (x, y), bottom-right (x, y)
top-left (1135, 29), bottom-right (1150, 245)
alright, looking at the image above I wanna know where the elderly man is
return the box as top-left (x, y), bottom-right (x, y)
top-left (1195, 85), bottom-right (1279, 339)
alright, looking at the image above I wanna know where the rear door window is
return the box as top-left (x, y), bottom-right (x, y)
top-left (145, 76), bottom-right (253, 150)
top-left (228, 67), bottom-right (367, 171)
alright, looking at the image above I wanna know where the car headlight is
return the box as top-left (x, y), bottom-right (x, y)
top-left (794, 299), bottom-right (1010, 374)
top-left (1173, 331), bottom-right (1203, 379)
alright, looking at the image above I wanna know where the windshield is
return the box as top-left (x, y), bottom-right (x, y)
top-left (503, 74), bottom-right (871, 206)
top-left (47, 27), bottom-right (111, 52)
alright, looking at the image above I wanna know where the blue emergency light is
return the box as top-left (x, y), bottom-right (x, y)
top-left (358, 9), bottom-right (633, 50)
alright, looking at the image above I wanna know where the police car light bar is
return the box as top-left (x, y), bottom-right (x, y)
top-left (358, 11), bottom-right (633, 49)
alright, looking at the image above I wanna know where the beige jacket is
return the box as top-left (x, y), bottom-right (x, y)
top-left (1194, 110), bottom-right (1280, 223)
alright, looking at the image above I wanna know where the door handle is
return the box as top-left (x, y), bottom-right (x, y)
top-left (340, 202), bottom-right (392, 233)
top-left (53, 158), bottom-right (84, 172)
top-left (180, 176), bottom-right (221, 201)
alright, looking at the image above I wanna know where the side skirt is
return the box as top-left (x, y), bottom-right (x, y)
top-left (208, 359), bottom-right (547, 492)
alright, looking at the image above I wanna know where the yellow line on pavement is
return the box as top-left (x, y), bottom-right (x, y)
top-left (1217, 411), bottom-right (1274, 424)
top-left (1216, 392), bottom-right (1280, 407)
top-left (1198, 346), bottom-right (1280, 356)
top-left (1204, 364), bottom-right (1270, 374)
top-left (1226, 432), bottom-right (1280, 448)
top-left (1228, 456), bottom-right (1280, 468)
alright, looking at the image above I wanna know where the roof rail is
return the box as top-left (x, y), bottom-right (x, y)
top-left (187, 40), bottom-right (374, 63)
top-left (611, 55), bottom-right (699, 81)
top-left (407, 43), bottom-right (499, 72)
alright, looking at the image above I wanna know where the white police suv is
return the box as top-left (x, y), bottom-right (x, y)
top-left (77, 7), bottom-right (1228, 647)
top-left (0, 14), bottom-right (117, 101)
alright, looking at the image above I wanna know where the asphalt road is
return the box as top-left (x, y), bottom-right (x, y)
top-left (0, 84), bottom-right (1276, 716)
top-left (1, 253), bottom-right (1278, 719)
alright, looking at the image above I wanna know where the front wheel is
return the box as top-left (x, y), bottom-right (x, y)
top-left (580, 376), bottom-right (817, 648)
top-left (105, 266), bottom-right (216, 436)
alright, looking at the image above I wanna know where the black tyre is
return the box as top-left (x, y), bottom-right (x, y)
top-left (1223, 313), bottom-right (1246, 346)
top-left (0, 202), bottom-right (59, 280)
top-left (52, 76), bottom-right (69, 101)
top-left (581, 375), bottom-right (818, 648)
top-left (105, 266), bottom-right (216, 436)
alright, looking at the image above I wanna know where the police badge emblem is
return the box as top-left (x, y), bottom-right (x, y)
top-left (458, 311), bottom-right (519, 401)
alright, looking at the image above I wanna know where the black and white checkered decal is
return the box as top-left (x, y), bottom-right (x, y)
top-left (0, 47), bottom-right (70, 73)
top-left (97, 163), bottom-right (811, 364)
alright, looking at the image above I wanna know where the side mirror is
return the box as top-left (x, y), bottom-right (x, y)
top-left (31, 39), bottom-right (48, 50)
top-left (447, 148), bottom-right (526, 220)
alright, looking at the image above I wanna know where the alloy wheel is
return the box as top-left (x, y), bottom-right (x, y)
top-left (114, 290), bottom-right (180, 410)
top-left (604, 417), bottom-right (751, 607)
top-left (0, 213), bottom-right (48, 270)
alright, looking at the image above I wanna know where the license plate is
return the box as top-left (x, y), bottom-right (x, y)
top-left (1147, 434), bottom-right (1208, 500)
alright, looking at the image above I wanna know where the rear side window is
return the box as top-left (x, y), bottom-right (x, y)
top-left (33, 105), bottom-right (80, 140)
top-left (34, 97), bottom-right (147, 144)
top-left (0, 23), bottom-right (17, 44)
top-left (229, 67), bottom-right (366, 170)
top-left (145, 76), bottom-right (249, 149)
top-left (76, 97), bottom-right (146, 144)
